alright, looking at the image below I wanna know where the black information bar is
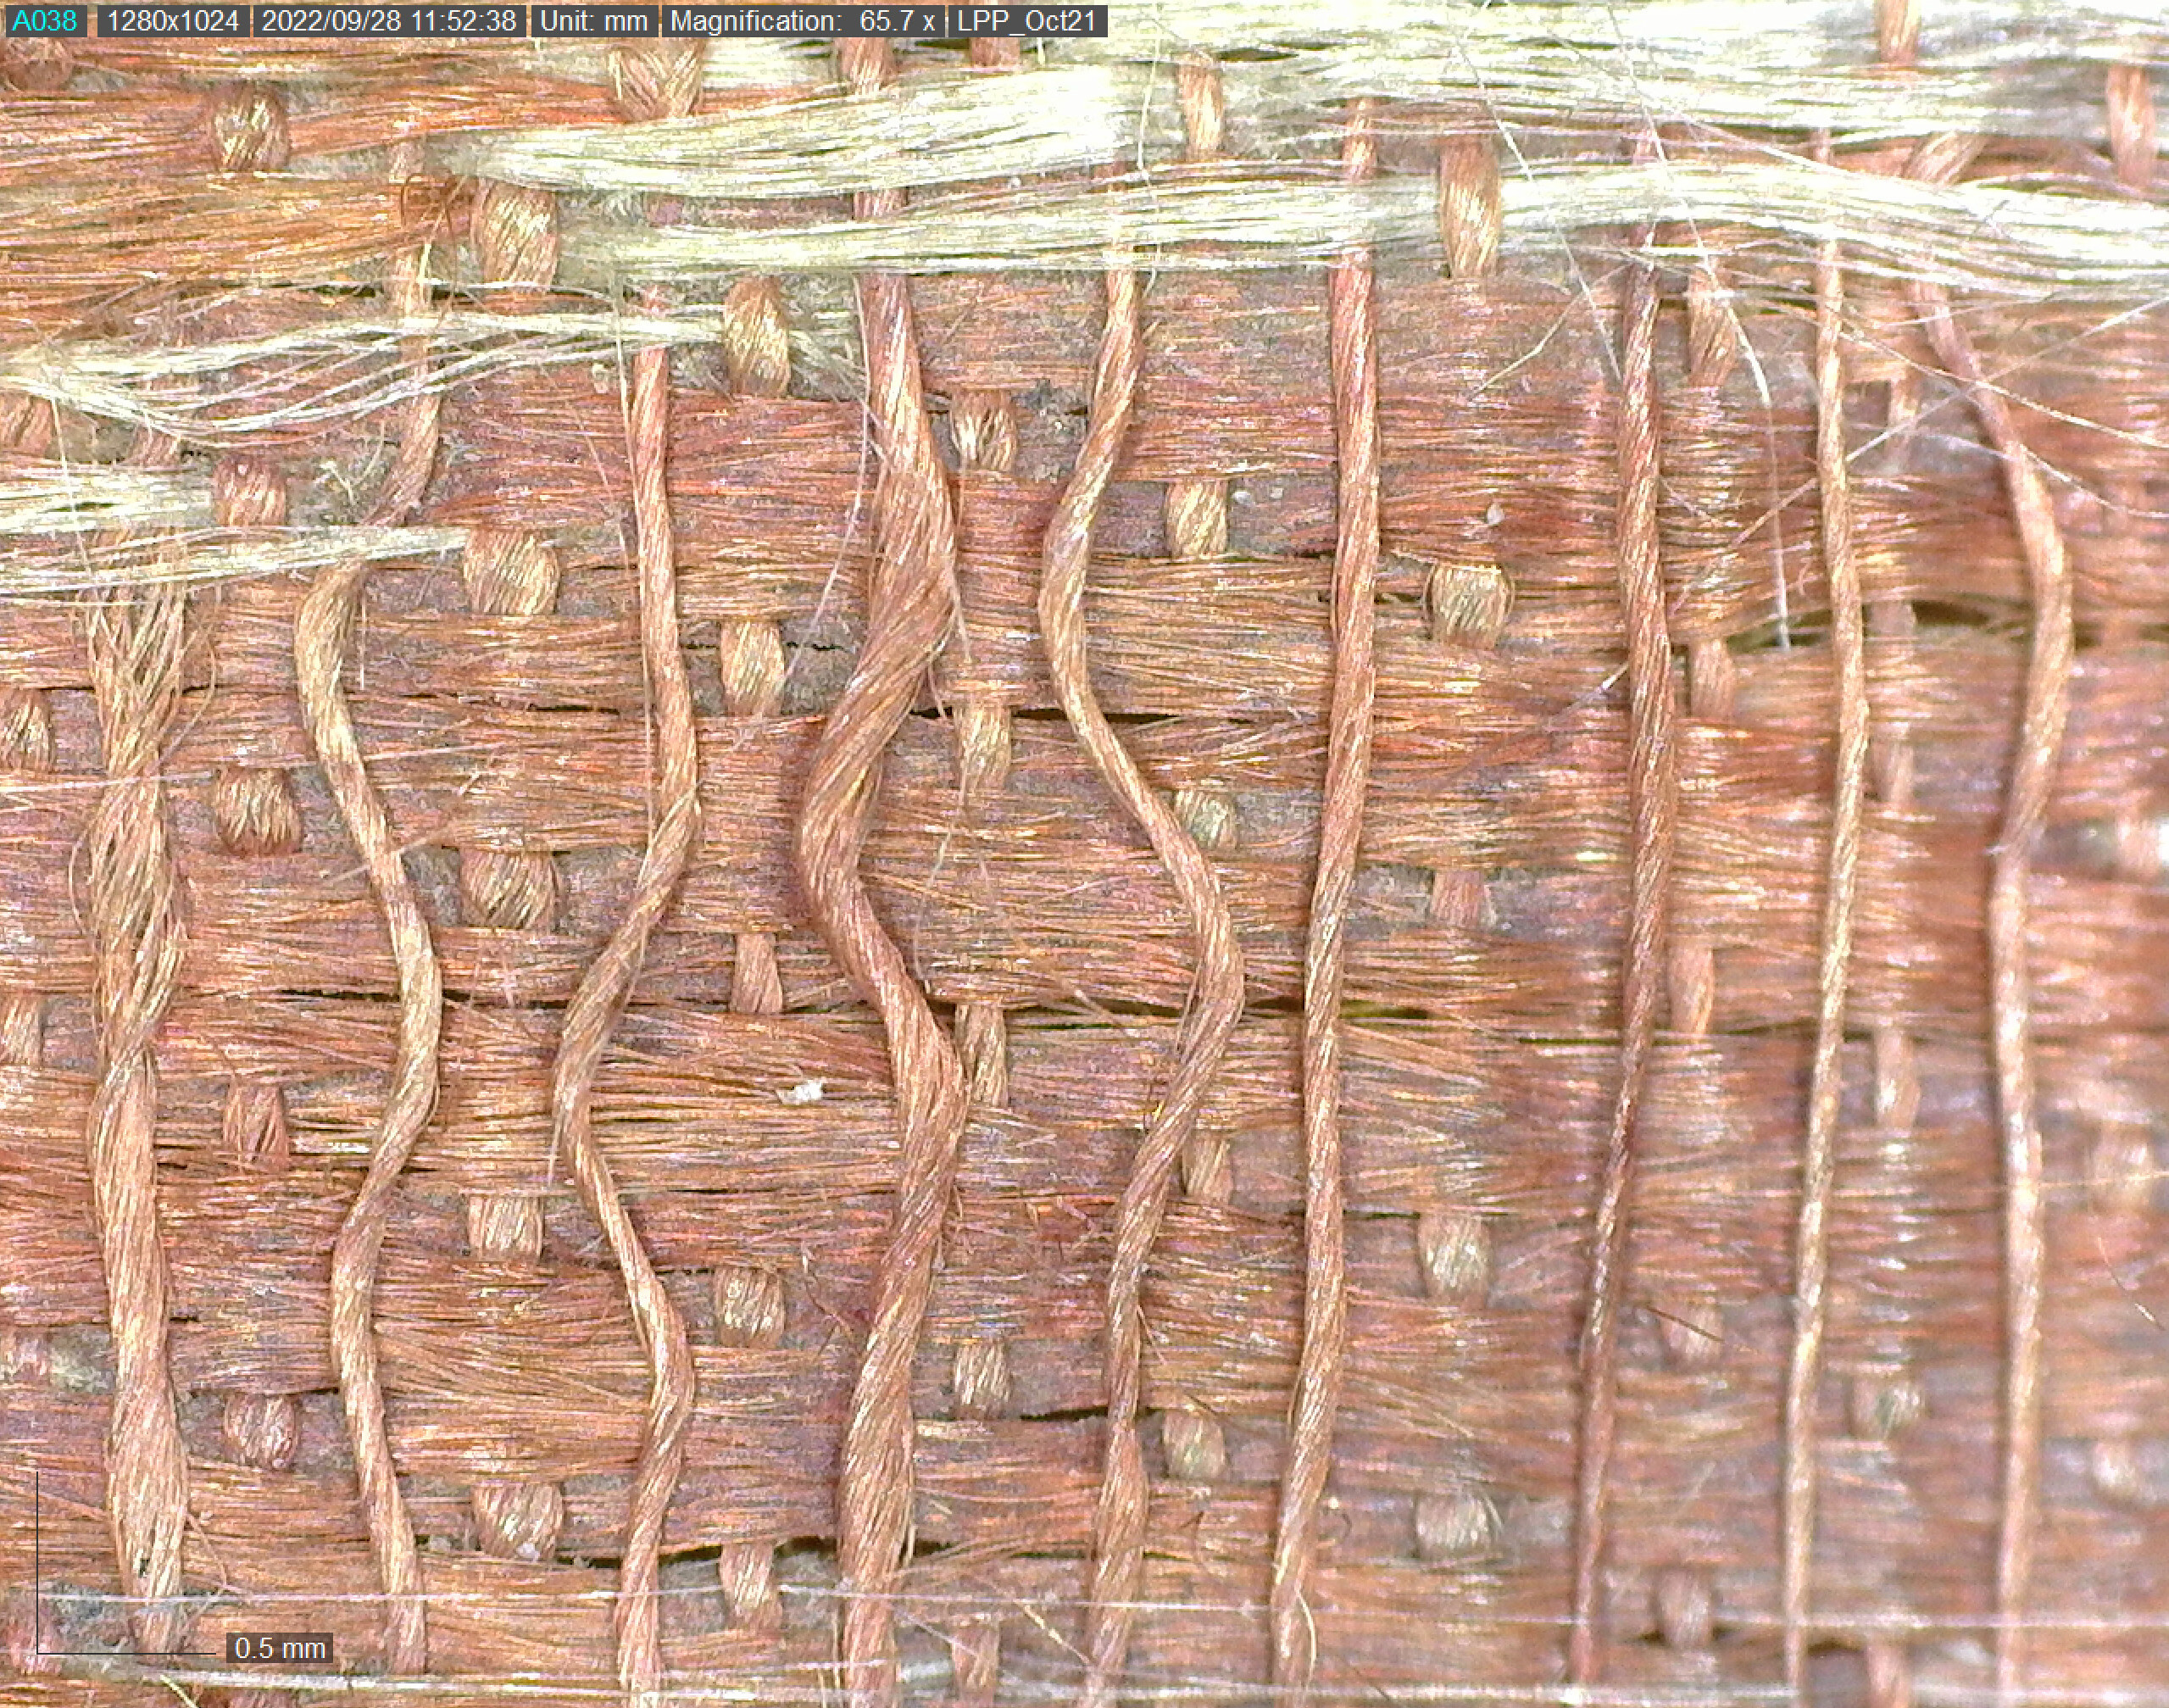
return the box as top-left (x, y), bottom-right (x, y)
top-left (659, 4), bottom-right (1108, 33)
top-left (84, 0), bottom-right (1099, 29)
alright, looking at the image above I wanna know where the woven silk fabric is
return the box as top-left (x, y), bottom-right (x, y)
top-left (2, 10), bottom-right (2167, 1706)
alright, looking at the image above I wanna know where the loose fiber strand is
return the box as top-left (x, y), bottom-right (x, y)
top-left (297, 554), bottom-right (441, 1674)
top-left (298, 158), bottom-right (444, 1672)
top-left (1909, 275), bottom-right (2073, 1706)
top-left (1782, 190), bottom-right (1871, 1693)
top-left (535, 44), bottom-right (706, 1707)
top-left (1567, 209), bottom-right (1680, 1687)
top-left (82, 565), bottom-right (191, 1656)
top-left (1043, 227), bottom-right (1248, 1708)
top-left (542, 282), bottom-right (699, 1708)
top-left (799, 36), bottom-right (972, 1708)
top-left (1270, 94), bottom-right (1382, 1697)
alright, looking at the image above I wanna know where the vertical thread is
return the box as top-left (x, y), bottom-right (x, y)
top-left (1165, 44), bottom-right (1237, 1218)
top-left (1860, 58), bottom-right (1927, 1703)
top-left (0, 683), bottom-right (54, 774)
top-left (1908, 277), bottom-right (2072, 1707)
top-left (0, 34), bottom-right (72, 88)
top-left (709, 103), bottom-right (793, 1020)
top-left (1164, 479), bottom-right (1229, 561)
top-left (1782, 173), bottom-right (1871, 1693)
top-left (302, 138), bottom-right (443, 1676)
top-left (1269, 94), bottom-right (1381, 1699)
top-left (717, 1540), bottom-right (782, 1633)
top-left (944, 36), bottom-right (1023, 1227)
top-left (1437, 132), bottom-right (1503, 280)
top-left (1044, 242), bottom-right (1247, 1708)
top-left (208, 448), bottom-right (305, 1665)
top-left (1684, 262), bottom-right (1740, 393)
top-left (950, 387), bottom-right (1018, 477)
top-left (1567, 202), bottom-right (1678, 1686)
top-left (373, 142), bottom-right (446, 528)
top-left (79, 119), bottom-right (245, 1628)
top-left (1875, 0), bottom-right (1920, 70)
top-left (950, 1613), bottom-right (1002, 1708)
top-left (612, 34), bottom-right (701, 124)
top-left (299, 554), bottom-right (439, 1673)
top-left (82, 566), bottom-right (191, 1658)
top-left (804, 37), bottom-right (971, 1708)
top-left (457, 533), bottom-right (563, 948)
top-left (451, 155), bottom-right (580, 1666)
top-left (0, 989), bottom-right (42, 1068)
top-left (719, 617), bottom-right (787, 1013)
top-left (1175, 49), bottom-right (1225, 161)
top-left (553, 44), bottom-right (710, 1705)
top-left (470, 1480), bottom-right (564, 1563)
top-left (207, 80), bottom-right (287, 172)
top-left (2106, 63), bottom-right (2157, 194)
top-left (720, 276), bottom-right (792, 400)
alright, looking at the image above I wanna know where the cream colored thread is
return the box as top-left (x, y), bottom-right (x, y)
top-left (571, 164), bottom-right (2169, 292)
top-left (464, 64), bottom-right (1168, 198)
top-left (2, 526), bottom-right (467, 596)
top-left (0, 314), bottom-right (720, 442)
top-left (0, 466), bottom-right (209, 536)
top-left (450, 31), bottom-right (2169, 188)
top-left (1093, 3), bottom-right (2164, 138)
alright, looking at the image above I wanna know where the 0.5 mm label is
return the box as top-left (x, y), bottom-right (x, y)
top-left (226, 1633), bottom-right (336, 1665)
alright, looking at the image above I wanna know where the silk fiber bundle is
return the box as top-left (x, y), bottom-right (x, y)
top-left (2, 4), bottom-right (2166, 1705)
